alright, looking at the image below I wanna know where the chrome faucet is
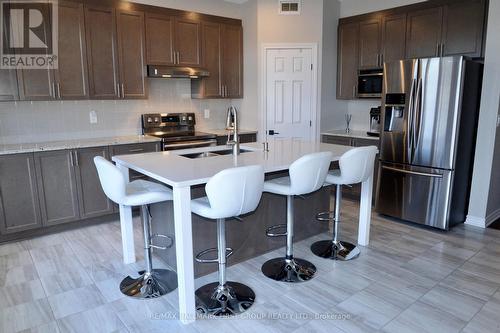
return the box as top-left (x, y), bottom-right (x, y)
top-left (226, 105), bottom-right (240, 155)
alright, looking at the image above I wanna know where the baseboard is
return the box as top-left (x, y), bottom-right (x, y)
top-left (465, 215), bottom-right (486, 228)
top-left (486, 208), bottom-right (500, 227)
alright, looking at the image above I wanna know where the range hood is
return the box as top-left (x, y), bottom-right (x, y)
top-left (147, 65), bottom-right (209, 79)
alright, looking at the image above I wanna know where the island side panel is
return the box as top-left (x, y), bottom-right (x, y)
top-left (150, 180), bottom-right (329, 278)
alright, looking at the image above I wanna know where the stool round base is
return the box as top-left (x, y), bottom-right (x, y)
top-left (120, 269), bottom-right (178, 299)
top-left (261, 257), bottom-right (316, 283)
top-left (310, 240), bottom-right (360, 261)
top-left (195, 281), bottom-right (255, 316)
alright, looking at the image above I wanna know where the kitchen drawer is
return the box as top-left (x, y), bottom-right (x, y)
top-left (110, 142), bottom-right (160, 181)
top-left (354, 138), bottom-right (379, 148)
top-left (322, 135), bottom-right (353, 146)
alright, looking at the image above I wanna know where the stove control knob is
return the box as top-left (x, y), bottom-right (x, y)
top-left (188, 116), bottom-right (193, 121)
top-left (154, 117), bottom-right (160, 123)
top-left (147, 117), bottom-right (153, 123)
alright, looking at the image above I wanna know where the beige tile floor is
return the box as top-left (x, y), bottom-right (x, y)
top-left (1, 199), bottom-right (500, 333)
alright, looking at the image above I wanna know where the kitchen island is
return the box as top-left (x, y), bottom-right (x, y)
top-left (112, 138), bottom-right (376, 324)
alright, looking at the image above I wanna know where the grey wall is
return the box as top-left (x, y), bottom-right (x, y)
top-left (467, 0), bottom-right (500, 226)
top-left (486, 102), bottom-right (500, 221)
top-left (321, 0), bottom-right (347, 131)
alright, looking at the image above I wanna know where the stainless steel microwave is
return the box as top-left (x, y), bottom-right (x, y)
top-left (357, 69), bottom-right (383, 98)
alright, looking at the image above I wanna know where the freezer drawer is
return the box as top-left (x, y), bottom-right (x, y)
top-left (376, 162), bottom-right (453, 230)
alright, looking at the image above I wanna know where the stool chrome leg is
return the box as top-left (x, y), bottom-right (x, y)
top-left (120, 205), bottom-right (178, 298)
top-left (196, 218), bottom-right (255, 316)
top-left (262, 195), bottom-right (316, 282)
top-left (311, 185), bottom-right (360, 261)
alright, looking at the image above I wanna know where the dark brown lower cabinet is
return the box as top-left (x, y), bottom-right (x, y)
top-left (215, 133), bottom-right (257, 146)
top-left (35, 150), bottom-right (80, 226)
top-left (0, 69), bottom-right (19, 101)
top-left (0, 153), bottom-right (42, 234)
top-left (75, 146), bottom-right (114, 219)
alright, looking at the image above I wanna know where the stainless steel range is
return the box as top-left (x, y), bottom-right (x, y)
top-left (142, 113), bottom-right (217, 150)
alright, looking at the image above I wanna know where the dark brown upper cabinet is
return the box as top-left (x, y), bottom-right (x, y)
top-left (337, 22), bottom-right (359, 99)
top-left (221, 24), bottom-right (243, 98)
top-left (145, 14), bottom-right (201, 67)
top-left (441, 0), bottom-right (486, 57)
top-left (358, 18), bottom-right (382, 69)
top-left (192, 22), bottom-right (222, 98)
top-left (192, 22), bottom-right (242, 99)
top-left (146, 13), bottom-right (175, 65)
top-left (56, 1), bottom-right (89, 100)
top-left (175, 18), bottom-right (202, 67)
top-left (405, 7), bottom-right (444, 59)
top-left (116, 9), bottom-right (147, 99)
top-left (85, 5), bottom-right (120, 99)
top-left (0, 70), bottom-right (19, 101)
top-left (381, 13), bottom-right (407, 64)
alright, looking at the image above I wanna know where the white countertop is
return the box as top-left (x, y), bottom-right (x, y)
top-left (0, 135), bottom-right (161, 156)
top-left (112, 139), bottom-right (353, 187)
top-left (322, 129), bottom-right (379, 141)
top-left (206, 129), bottom-right (258, 136)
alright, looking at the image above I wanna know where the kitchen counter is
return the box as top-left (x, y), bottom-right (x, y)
top-left (322, 129), bottom-right (379, 141)
top-left (0, 135), bottom-right (161, 155)
top-left (206, 128), bottom-right (258, 136)
top-left (112, 138), bottom-right (376, 324)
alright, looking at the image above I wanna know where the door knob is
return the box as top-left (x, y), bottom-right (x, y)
top-left (268, 130), bottom-right (280, 135)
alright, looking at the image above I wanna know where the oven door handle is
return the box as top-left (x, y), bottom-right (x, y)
top-left (163, 139), bottom-right (217, 149)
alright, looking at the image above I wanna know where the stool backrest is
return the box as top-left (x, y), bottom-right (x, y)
top-left (339, 146), bottom-right (378, 184)
top-left (289, 151), bottom-right (333, 195)
top-left (205, 165), bottom-right (265, 218)
top-left (93, 156), bottom-right (127, 205)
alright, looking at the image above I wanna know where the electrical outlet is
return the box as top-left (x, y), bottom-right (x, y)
top-left (204, 109), bottom-right (210, 119)
top-left (89, 110), bottom-right (98, 124)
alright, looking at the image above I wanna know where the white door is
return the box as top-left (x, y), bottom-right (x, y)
top-left (266, 48), bottom-right (314, 139)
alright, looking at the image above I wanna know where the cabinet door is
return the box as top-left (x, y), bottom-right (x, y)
top-left (200, 22), bottom-right (222, 98)
top-left (56, 1), bottom-right (89, 100)
top-left (0, 154), bottom-right (42, 234)
top-left (74, 147), bottom-right (113, 219)
top-left (0, 70), bottom-right (19, 101)
top-left (35, 150), bottom-right (80, 226)
top-left (85, 5), bottom-right (120, 99)
top-left (174, 18), bottom-right (201, 67)
top-left (381, 14), bottom-right (407, 64)
top-left (441, 0), bottom-right (485, 57)
top-left (359, 19), bottom-right (382, 69)
top-left (337, 23), bottom-right (359, 99)
top-left (406, 7), bottom-right (443, 59)
top-left (17, 69), bottom-right (56, 101)
top-left (145, 13), bottom-right (175, 65)
top-left (221, 24), bottom-right (243, 98)
top-left (116, 9), bottom-right (147, 99)
top-left (110, 142), bottom-right (160, 180)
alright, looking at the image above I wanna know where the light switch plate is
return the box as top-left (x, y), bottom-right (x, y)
top-left (89, 110), bottom-right (98, 124)
top-left (204, 109), bottom-right (210, 119)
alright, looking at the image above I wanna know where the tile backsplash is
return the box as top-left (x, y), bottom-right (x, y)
top-left (0, 79), bottom-right (234, 145)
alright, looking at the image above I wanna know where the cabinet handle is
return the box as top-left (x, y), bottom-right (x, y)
top-left (440, 43), bottom-right (444, 57)
top-left (117, 83), bottom-right (121, 98)
top-left (57, 83), bottom-right (61, 100)
top-left (352, 85), bottom-right (356, 98)
top-left (177, 52), bottom-right (180, 64)
top-left (172, 51), bottom-right (176, 64)
top-left (436, 43), bottom-right (440, 57)
top-left (380, 54), bottom-right (383, 67)
top-left (129, 148), bottom-right (144, 153)
top-left (376, 54), bottom-right (380, 67)
top-left (121, 83), bottom-right (125, 99)
top-left (69, 150), bottom-right (74, 166)
top-left (51, 82), bottom-right (56, 99)
top-left (73, 151), bottom-right (79, 166)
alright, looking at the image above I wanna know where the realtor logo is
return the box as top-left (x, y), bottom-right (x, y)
top-left (1, 0), bottom-right (58, 69)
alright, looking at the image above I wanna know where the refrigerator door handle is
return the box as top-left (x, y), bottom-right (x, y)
top-left (407, 78), bottom-right (417, 163)
top-left (382, 165), bottom-right (443, 178)
top-left (413, 77), bottom-right (423, 159)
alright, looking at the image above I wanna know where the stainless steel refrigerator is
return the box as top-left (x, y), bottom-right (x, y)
top-left (376, 56), bottom-right (483, 230)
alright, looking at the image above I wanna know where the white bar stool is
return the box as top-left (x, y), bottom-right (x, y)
top-left (94, 156), bottom-right (178, 298)
top-left (311, 146), bottom-right (377, 261)
top-left (191, 165), bottom-right (264, 316)
top-left (261, 152), bottom-right (333, 283)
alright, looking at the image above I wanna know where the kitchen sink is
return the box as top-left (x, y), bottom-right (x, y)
top-left (181, 149), bottom-right (252, 159)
